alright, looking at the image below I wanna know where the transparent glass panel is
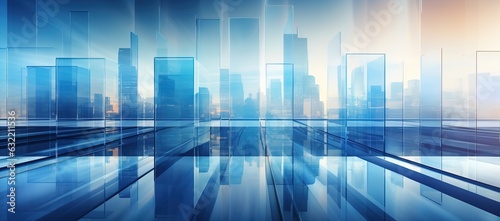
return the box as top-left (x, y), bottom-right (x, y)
top-left (266, 64), bottom-right (294, 119)
top-left (385, 62), bottom-right (403, 156)
top-left (70, 11), bottom-right (89, 57)
top-left (419, 50), bottom-right (442, 169)
top-left (0, 49), bottom-right (6, 119)
top-left (327, 33), bottom-right (346, 139)
top-left (0, 0), bottom-right (5, 48)
top-left (25, 66), bottom-right (56, 156)
top-left (196, 19), bottom-right (221, 121)
top-left (476, 51), bottom-right (500, 156)
top-left (154, 57), bottom-right (195, 166)
top-left (229, 18), bottom-right (260, 119)
top-left (346, 54), bottom-right (386, 151)
top-left (55, 58), bottom-right (106, 156)
top-left (7, 48), bottom-right (56, 119)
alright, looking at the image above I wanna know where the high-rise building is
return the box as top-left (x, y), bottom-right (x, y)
top-left (119, 48), bottom-right (139, 119)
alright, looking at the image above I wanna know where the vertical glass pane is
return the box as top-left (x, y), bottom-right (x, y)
top-left (55, 58), bottom-right (106, 156)
top-left (385, 63), bottom-right (403, 156)
top-left (119, 48), bottom-right (139, 120)
top-left (265, 5), bottom-right (294, 63)
top-left (327, 33), bottom-right (346, 140)
top-left (36, 21), bottom-right (64, 56)
top-left (0, 0), bottom-right (5, 48)
top-left (26, 66), bottom-right (56, 156)
top-left (70, 11), bottom-right (89, 57)
top-left (476, 51), bottom-right (500, 187)
top-left (266, 63), bottom-right (293, 119)
top-left (229, 18), bottom-right (260, 119)
top-left (419, 50), bottom-right (442, 169)
top-left (220, 69), bottom-right (230, 119)
top-left (8, 48), bottom-right (55, 119)
top-left (196, 19), bottom-right (221, 121)
top-left (105, 60), bottom-right (119, 142)
top-left (346, 54), bottom-right (386, 151)
top-left (0, 48), bottom-right (6, 119)
top-left (154, 57), bottom-right (195, 121)
top-left (284, 34), bottom-right (315, 119)
top-left (425, 1), bottom-right (490, 185)
top-left (154, 57), bottom-right (195, 219)
top-left (165, 13), bottom-right (196, 57)
top-left (476, 51), bottom-right (500, 155)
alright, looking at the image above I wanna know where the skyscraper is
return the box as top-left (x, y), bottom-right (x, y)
top-left (119, 48), bottom-right (139, 119)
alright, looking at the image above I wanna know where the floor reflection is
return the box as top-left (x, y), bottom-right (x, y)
top-left (1, 121), bottom-right (499, 220)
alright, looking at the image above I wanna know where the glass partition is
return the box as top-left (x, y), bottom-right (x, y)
top-left (0, 49), bottom-right (6, 119)
top-left (419, 50), bottom-right (442, 169)
top-left (476, 51), bottom-right (500, 156)
top-left (229, 18), bottom-right (260, 119)
top-left (327, 33), bottom-right (346, 140)
top-left (154, 57), bottom-right (196, 218)
top-left (385, 63), bottom-right (403, 156)
top-left (346, 54), bottom-right (386, 151)
top-left (475, 51), bottom-right (500, 187)
top-left (25, 66), bottom-right (56, 156)
top-left (55, 58), bottom-right (106, 156)
top-left (265, 64), bottom-right (294, 119)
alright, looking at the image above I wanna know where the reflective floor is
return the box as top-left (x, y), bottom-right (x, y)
top-left (1, 121), bottom-right (499, 220)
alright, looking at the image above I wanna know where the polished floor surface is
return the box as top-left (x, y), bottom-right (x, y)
top-left (1, 121), bottom-right (499, 220)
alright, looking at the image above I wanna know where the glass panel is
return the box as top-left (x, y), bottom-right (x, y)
top-left (283, 33), bottom-right (323, 120)
top-left (165, 13), bottom-right (196, 57)
top-left (55, 58), bottom-right (106, 156)
top-left (327, 33), bottom-right (346, 139)
top-left (220, 69), bottom-right (230, 119)
top-left (476, 51), bottom-right (500, 155)
top-left (229, 18), bottom-right (260, 119)
top-left (154, 57), bottom-right (196, 218)
top-left (419, 50), bottom-right (442, 169)
top-left (265, 5), bottom-right (294, 63)
top-left (105, 60), bottom-right (120, 143)
top-left (196, 19), bottom-right (221, 121)
top-left (0, 0), bottom-right (5, 48)
top-left (475, 51), bottom-right (500, 187)
top-left (266, 64), bottom-right (294, 119)
top-left (0, 48), bottom-right (6, 119)
top-left (385, 62), bottom-right (403, 156)
top-left (7, 48), bottom-right (56, 119)
top-left (25, 66), bottom-right (56, 156)
top-left (70, 11), bottom-right (89, 57)
top-left (346, 54), bottom-right (386, 151)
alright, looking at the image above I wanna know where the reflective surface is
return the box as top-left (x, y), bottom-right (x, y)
top-left (1, 120), bottom-right (499, 220)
